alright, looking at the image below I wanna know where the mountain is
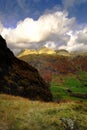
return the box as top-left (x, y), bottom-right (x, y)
top-left (18, 46), bottom-right (56, 57)
top-left (18, 47), bottom-right (87, 58)
top-left (0, 35), bottom-right (52, 101)
top-left (71, 51), bottom-right (87, 56)
top-left (18, 53), bottom-right (87, 83)
top-left (55, 49), bottom-right (70, 56)
top-left (18, 49), bottom-right (37, 57)
top-left (37, 46), bottom-right (56, 54)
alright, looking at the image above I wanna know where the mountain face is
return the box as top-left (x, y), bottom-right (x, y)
top-left (0, 35), bottom-right (52, 101)
top-left (18, 53), bottom-right (87, 83)
top-left (18, 49), bottom-right (37, 57)
top-left (18, 47), bottom-right (56, 57)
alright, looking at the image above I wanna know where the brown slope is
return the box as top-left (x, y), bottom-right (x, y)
top-left (0, 35), bottom-right (52, 101)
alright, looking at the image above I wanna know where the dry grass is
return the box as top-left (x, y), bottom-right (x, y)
top-left (0, 94), bottom-right (87, 130)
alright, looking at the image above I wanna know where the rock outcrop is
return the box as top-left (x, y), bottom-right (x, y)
top-left (18, 49), bottom-right (37, 57)
top-left (37, 46), bottom-right (56, 54)
top-left (18, 46), bottom-right (56, 57)
top-left (0, 35), bottom-right (52, 101)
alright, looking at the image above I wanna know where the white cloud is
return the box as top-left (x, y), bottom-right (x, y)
top-left (3, 11), bottom-right (75, 44)
top-left (1, 11), bottom-right (75, 48)
top-left (45, 41), bottom-right (56, 49)
top-left (0, 10), bottom-right (87, 54)
top-left (59, 42), bottom-right (87, 52)
top-left (76, 27), bottom-right (87, 44)
top-left (59, 27), bottom-right (87, 52)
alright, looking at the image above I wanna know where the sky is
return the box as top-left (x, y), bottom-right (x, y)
top-left (0, 0), bottom-right (87, 54)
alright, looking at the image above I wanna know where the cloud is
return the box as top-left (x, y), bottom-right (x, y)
top-left (1, 11), bottom-right (76, 42)
top-left (62, 0), bottom-right (75, 9)
top-left (0, 10), bottom-right (87, 54)
top-left (0, 22), bottom-right (3, 33)
top-left (59, 27), bottom-right (87, 52)
top-left (59, 43), bottom-right (87, 52)
top-left (62, 0), bottom-right (87, 9)
top-left (76, 27), bottom-right (87, 44)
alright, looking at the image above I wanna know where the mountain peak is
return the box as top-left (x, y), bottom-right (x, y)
top-left (18, 49), bottom-right (37, 57)
top-left (55, 49), bottom-right (70, 56)
top-left (18, 46), bottom-right (56, 57)
top-left (38, 46), bottom-right (56, 54)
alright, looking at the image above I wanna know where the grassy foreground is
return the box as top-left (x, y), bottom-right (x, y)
top-left (0, 94), bottom-right (87, 130)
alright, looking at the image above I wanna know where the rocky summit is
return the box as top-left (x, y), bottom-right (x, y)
top-left (17, 46), bottom-right (56, 57)
top-left (0, 35), bottom-right (52, 101)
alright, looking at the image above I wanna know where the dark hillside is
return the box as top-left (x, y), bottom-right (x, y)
top-left (0, 35), bottom-right (52, 101)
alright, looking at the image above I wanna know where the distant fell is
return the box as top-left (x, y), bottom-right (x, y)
top-left (37, 46), bottom-right (56, 54)
top-left (18, 47), bottom-right (87, 58)
top-left (18, 49), bottom-right (37, 57)
top-left (55, 49), bottom-right (70, 56)
top-left (18, 46), bottom-right (56, 57)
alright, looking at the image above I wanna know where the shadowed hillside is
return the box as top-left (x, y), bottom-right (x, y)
top-left (0, 35), bottom-right (52, 101)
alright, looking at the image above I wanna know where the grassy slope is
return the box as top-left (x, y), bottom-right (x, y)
top-left (0, 94), bottom-right (87, 130)
top-left (51, 71), bottom-right (87, 102)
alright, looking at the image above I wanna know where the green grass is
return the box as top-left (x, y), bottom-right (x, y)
top-left (64, 77), bottom-right (82, 87)
top-left (50, 85), bottom-right (68, 101)
top-left (50, 71), bottom-right (87, 102)
top-left (50, 84), bottom-right (87, 102)
top-left (0, 94), bottom-right (87, 130)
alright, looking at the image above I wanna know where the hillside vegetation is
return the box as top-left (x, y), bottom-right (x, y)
top-left (18, 54), bottom-right (87, 102)
top-left (0, 94), bottom-right (87, 130)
